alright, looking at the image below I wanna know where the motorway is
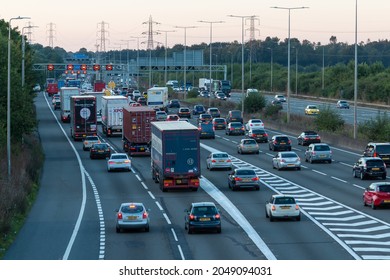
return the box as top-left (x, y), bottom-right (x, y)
top-left (4, 92), bottom-right (390, 260)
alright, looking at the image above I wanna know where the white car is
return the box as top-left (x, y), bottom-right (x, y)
top-left (272, 151), bottom-right (301, 170)
top-left (132, 90), bottom-right (141, 99)
top-left (265, 195), bottom-right (301, 221)
top-left (206, 152), bottom-right (232, 170)
top-left (115, 202), bottom-right (150, 232)
top-left (107, 153), bottom-right (132, 172)
top-left (274, 94), bottom-right (286, 102)
top-left (82, 136), bottom-right (100, 151)
top-left (245, 119), bottom-right (264, 131)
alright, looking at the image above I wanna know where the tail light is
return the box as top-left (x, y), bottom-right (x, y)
top-left (117, 212), bottom-right (123, 219)
top-left (142, 212), bottom-right (148, 219)
top-left (271, 205), bottom-right (276, 211)
top-left (124, 160), bottom-right (131, 163)
top-left (295, 205), bottom-right (299, 210)
top-left (211, 160), bottom-right (217, 163)
top-left (252, 177), bottom-right (259, 181)
top-left (227, 159), bottom-right (232, 162)
top-left (189, 214), bottom-right (195, 220)
top-left (214, 214), bottom-right (220, 219)
top-left (234, 177), bottom-right (242, 181)
top-left (288, 140), bottom-right (292, 144)
top-left (108, 160), bottom-right (115, 165)
top-left (190, 179), bottom-right (200, 186)
top-left (374, 152), bottom-right (378, 157)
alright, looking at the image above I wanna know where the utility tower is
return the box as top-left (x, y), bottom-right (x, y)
top-left (142, 15), bottom-right (160, 50)
top-left (97, 21), bottom-right (109, 53)
top-left (25, 21), bottom-right (36, 42)
top-left (46, 22), bottom-right (56, 48)
top-left (246, 15), bottom-right (260, 41)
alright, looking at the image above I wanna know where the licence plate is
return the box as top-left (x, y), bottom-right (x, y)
top-left (243, 179), bottom-right (251, 182)
top-left (287, 164), bottom-right (295, 167)
top-left (98, 150), bottom-right (104, 152)
top-left (280, 142), bottom-right (285, 145)
top-left (383, 157), bottom-right (389, 160)
top-left (372, 168), bottom-right (380, 171)
top-left (116, 162), bottom-right (123, 164)
top-left (384, 200), bottom-right (390, 203)
top-left (140, 147), bottom-right (144, 151)
top-left (280, 206), bottom-right (291, 210)
top-left (219, 160), bottom-right (225, 162)
top-left (199, 217), bottom-right (210, 221)
top-left (127, 216), bottom-right (137, 220)
top-left (320, 154), bottom-right (326, 157)
top-left (177, 179), bottom-right (182, 184)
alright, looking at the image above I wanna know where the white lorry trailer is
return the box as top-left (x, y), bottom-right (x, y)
top-left (101, 95), bottom-right (128, 136)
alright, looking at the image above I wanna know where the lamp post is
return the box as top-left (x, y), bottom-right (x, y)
top-left (271, 6), bottom-right (308, 123)
top-left (354, 0), bottom-right (358, 139)
top-left (157, 30), bottom-right (176, 85)
top-left (130, 36), bottom-right (145, 90)
top-left (294, 47), bottom-right (298, 95)
top-left (175, 25), bottom-right (197, 100)
top-left (22, 24), bottom-right (38, 87)
top-left (7, 16), bottom-right (30, 180)
top-left (267, 47), bottom-right (273, 92)
top-left (120, 39), bottom-right (135, 87)
top-left (198, 20), bottom-right (224, 107)
top-left (228, 15), bottom-right (253, 115)
top-left (322, 46), bottom-right (325, 91)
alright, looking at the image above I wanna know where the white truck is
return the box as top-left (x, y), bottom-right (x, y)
top-left (84, 91), bottom-right (104, 123)
top-left (147, 87), bottom-right (168, 111)
top-left (101, 95), bottom-right (128, 136)
top-left (60, 87), bottom-right (80, 122)
top-left (198, 78), bottom-right (212, 91)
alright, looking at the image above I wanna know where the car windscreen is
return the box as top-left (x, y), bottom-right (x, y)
top-left (274, 197), bottom-right (295, 204)
top-left (251, 129), bottom-right (265, 134)
top-left (314, 145), bottom-right (330, 151)
top-left (121, 205), bottom-right (143, 213)
top-left (231, 111), bottom-right (242, 117)
top-left (93, 144), bottom-right (107, 149)
top-left (276, 137), bottom-right (289, 142)
top-left (366, 160), bottom-right (385, 167)
top-left (378, 185), bottom-right (390, 192)
top-left (243, 140), bottom-right (256, 145)
top-left (376, 144), bottom-right (390, 154)
top-left (236, 169), bottom-right (256, 176)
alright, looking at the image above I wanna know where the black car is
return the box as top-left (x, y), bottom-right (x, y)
top-left (192, 104), bottom-right (206, 115)
top-left (363, 142), bottom-right (390, 165)
top-left (90, 143), bottom-right (111, 159)
top-left (226, 110), bottom-right (243, 124)
top-left (212, 118), bottom-right (227, 130)
top-left (297, 131), bottom-right (321, 146)
top-left (269, 135), bottom-right (292, 151)
top-left (198, 122), bottom-right (215, 139)
top-left (185, 202), bottom-right (221, 234)
top-left (247, 128), bottom-right (268, 143)
top-left (353, 157), bottom-right (387, 180)
top-left (225, 122), bottom-right (245, 135)
top-left (168, 99), bottom-right (181, 108)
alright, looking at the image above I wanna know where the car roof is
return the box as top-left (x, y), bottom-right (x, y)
top-left (272, 194), bottom-right (295, 199)
top-left (360, 156), bottom-right (384, 160)
top-left (369, 182), bottom-right (390, 187)
top-left (191, 202), bottom-right (216, 207)
top-left (121, 202), bottom-right (144, 207)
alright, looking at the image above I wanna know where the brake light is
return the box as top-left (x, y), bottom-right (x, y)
top-left (288, 140), bottom-right (291, 144)
top-left (189, 214), bottom-right (195, 220)
top-left (211, 159), bottom-right (217, 163)
top-left (190, 179), bottom-right (200, 186)
top-left (234, 177), bottom-right (242, 181)
top-left (142, 212), bottom-right (148, 219)
top-left (264, 133), bottom-right (268, 136)
top-left (295, 205), bottom-right (299, 210)
top-left (271, 205), bottom-right (276, 211)
top-left (374, 152), bottom-right (378, 157)
top-left (252, 177), bottom-right (259, 181)
top-left (227, 159), bottom-right (231, 162)
top-left (164, 180), bottom-right (174, 187)
top-left (214, 214), bottom-right (220, 219)
top-left (117, 212), bottom-right (123, 219)
top-left (108, 161), bottom-right (115, 165)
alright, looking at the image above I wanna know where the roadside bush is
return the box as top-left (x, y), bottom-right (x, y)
top-left (358, 112), bottom-right (390, 141)
top-left (241, 94), bottom-right (267, 114)
top-left (314, 106), bottom-right (345, 132)
top-left (263, 104), bottom-right (283, 119)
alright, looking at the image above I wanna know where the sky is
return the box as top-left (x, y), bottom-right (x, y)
top-left (2, 0), bottom-right (390, 52)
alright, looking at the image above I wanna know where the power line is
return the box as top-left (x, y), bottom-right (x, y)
top-left (46, 22), bottom-right (56, 48)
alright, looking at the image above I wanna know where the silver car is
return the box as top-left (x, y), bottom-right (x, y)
top-left (272, 151), bottom-right (301, 170)
top-left (237, 139), bottom-right (259, 154)
top-left (82, 135), bottom-right (100, 151)
top-left (265, 195), bottom-right (301, 221)
top-left (228, 168), bottom-right (260, 191)
top-left (107, 153), bottom-right (132, 172)
top-left (155, 111), bottom-right (167, 121)
top-left (115, 202), bottom-right (150, 232)
top-left (305, 143), bottom-right (332, 163)
top-left (206, 152), bottom-right (232, 170)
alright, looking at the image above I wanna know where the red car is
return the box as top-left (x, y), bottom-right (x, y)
top-left (363, 182), bottom-right (390, 209)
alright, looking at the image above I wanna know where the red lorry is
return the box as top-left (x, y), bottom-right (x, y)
top-left (70, 95), bottom-right (97, 140)
top-left (94, 80), bottom-right (106, 92)
top-left (46, 82), bottom-right (59, 97)
top-left (122, 106), bottom-right (156, 156)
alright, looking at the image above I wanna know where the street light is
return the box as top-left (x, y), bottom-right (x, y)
top-left (157, 30), bottom-right (176, 85)
top-left (130, 36), bottom-right (145, 90)
top-left (22, 24), bottom-right (38, 87)
top-left (228, 14), bottom-right (254, 115)
top-left (293, 47), bottom-right (298, 95)
top-left (7, 16), bottom-right (30, 180)
top-left (270, 6), bottom-right (308, 123)
top-left (354, 0), bottom-right (358, 139)
top-left (267, 47), bottom-right (273, 92)
top-left (174, 25), bottom-right (197, 100)
top-left (198, 20), bottom-right (224, 107)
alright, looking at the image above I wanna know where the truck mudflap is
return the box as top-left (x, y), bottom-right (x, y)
top-left (161, 177), bottom-right (200, 192)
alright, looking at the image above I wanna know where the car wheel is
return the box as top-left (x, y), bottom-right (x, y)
top-left (255, 186), bottom-right (260, 191)
top-left (145, 225), bottom-right (150, 232)
top-left (83, 145), bottom-right (86, 151)
top-left (305, 157), bottom-right (308, 162)
top-left (296, 215), bottom-right (301, 221)
top-left (382, 173), bottom-right (387, 180)
top-left (256, 150), bottom-right (259, 154)
top-left (288, 147), bottom-right (292, 151)
top-left (116, 226), bottom-right (121, 233)
top-left (265, 208), bottom-right (269, 218)
top-left (353, 169), bottom-right (357, 178)
top-left (270, 214), bottom-right (274, 222)
top-left (107, 167), bottom-right (111, 172)
top-left (188, 227), bottom-right (193, 234)
top-left (328, 159), bottom-right (332, 164)
top-left (363, 197), bottom-right (367, 207)
top-left (297, 167), bottom-right (301, 171)
top-left (217, 228), bottom-right (221, 234)
top-left (371, 201), bottom-right (376, 210)
top-left (360, 171), bottom-right (365, 180)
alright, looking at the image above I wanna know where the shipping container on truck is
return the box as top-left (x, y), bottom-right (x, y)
top-left (146, 86), bottom-right (168, 111)
top-left (151, 121), bottom-right (201, 192)
top-left (84, 91), bottom-right (104, 123)
top-left (101, 95), bottom-right (127, 136)
top-left (94, 80), bottom-right (106, 92)
top-left (70, 95), bottom-right (97, 140)
top-left (57, 79), bottom-right (66, 90)
top-left (122, 106), bottom-right (156, 156)
top-left (60, 87), bottom-right (80, 122)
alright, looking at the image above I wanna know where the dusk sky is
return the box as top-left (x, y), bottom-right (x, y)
top-left (2, 0), bottom-right (390, 52)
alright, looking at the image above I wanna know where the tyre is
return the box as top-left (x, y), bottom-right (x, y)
top-left (360, 171), bottom-right (365, 180)
top-left (353, 169), bottom-right (357, 178)
top-left (145, 225), bottom-right (150, 232)
top-left (382, 173), bottom-right (387, 180)
top-left (217, 228), bottom-right (221, 234)
top-left (188, 227), bottom-right (193, 234)
top-left (116, 226), bottom-right (121, 233)
top-left (296, 215), bottom-right (301, 221)
top-left (328, 159), bottom-right (332, 164)
top-left (363, 197), bottom-right (367, 206)
top-left (371, 201), bottom-right (376, 210)
top-left (255, 186), bottom-right (260, 191)
top-left (265, 209), bottom-right (269, 218)
top-left (270, 214), bottom-right (274, 222)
